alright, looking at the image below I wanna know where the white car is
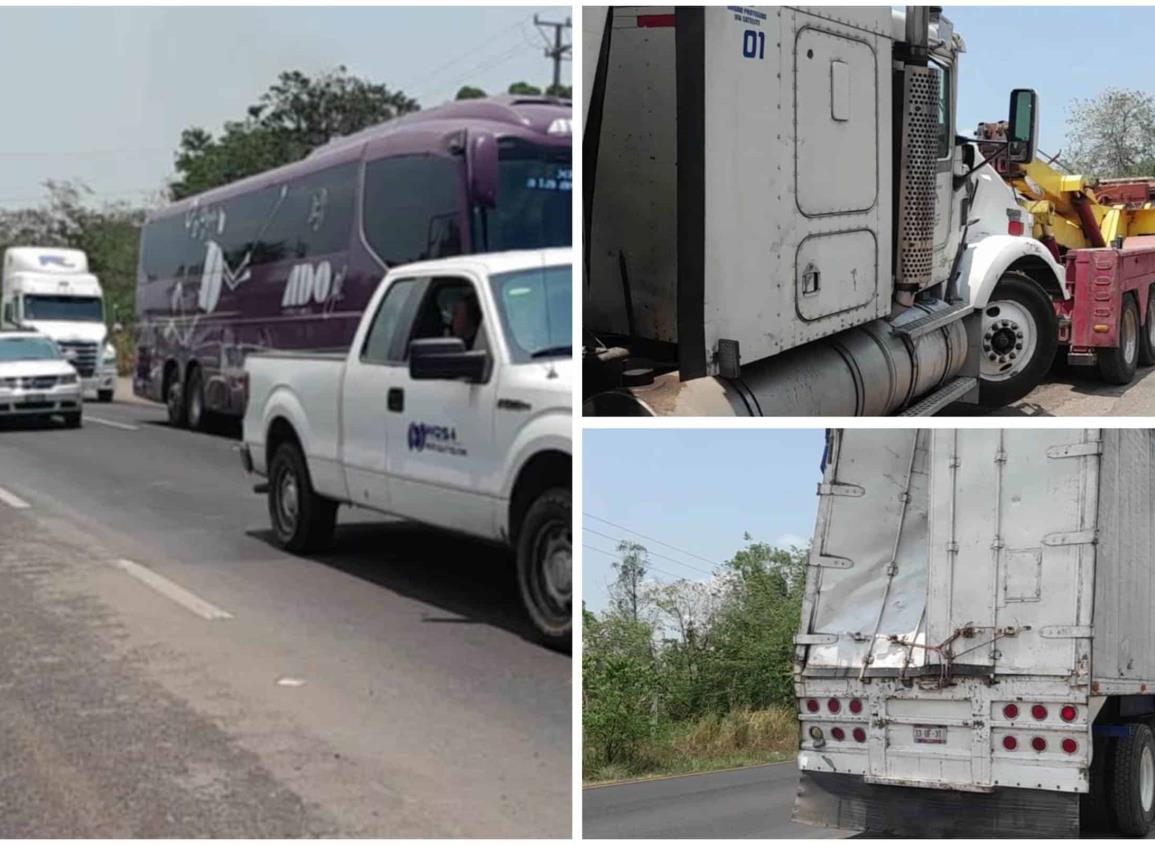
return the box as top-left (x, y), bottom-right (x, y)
top-left (240, 250), bottom-right (572, 643)
top-left (0, 330), bottom-right (83, 427)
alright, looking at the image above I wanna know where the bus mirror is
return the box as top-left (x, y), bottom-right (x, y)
top-left (1007, 89), bottom-right (1038, 164)
top-left (468, 132), bottom-right (499, 208)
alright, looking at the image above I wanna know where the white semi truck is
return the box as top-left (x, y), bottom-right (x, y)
top-left (1, 247), bottom-right (118, 401)
top-left (583, 6), bottom-right (1067, 415)
top-left (794, 429), bottom-right (1155, 836)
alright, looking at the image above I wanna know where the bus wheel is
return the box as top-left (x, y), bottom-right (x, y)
top-left (516, 487), bottom-right (572, 646)
top-left (1111, 723), bottom-right (1155, 836)
top-left (186, 366), bottom-right (206, 431)
top-left (1138, 289), bottom-right (1155, 367)
top-left (166, 376), bottom-right (187, 428)
top-left (1098, 294), bottom-right (1140, 385)
top-left (977, 272), bottom-right (1058, 408)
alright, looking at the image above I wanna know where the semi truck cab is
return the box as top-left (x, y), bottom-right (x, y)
top-left (2, 247), bottom-right (118, 402)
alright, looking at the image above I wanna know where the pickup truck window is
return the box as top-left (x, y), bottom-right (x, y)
top-left (490, 264), bottom-right (571, 363)
top-left (408, 279), bottom-right (488, 355)
top-left (361, 278), bottom-right (417, 364)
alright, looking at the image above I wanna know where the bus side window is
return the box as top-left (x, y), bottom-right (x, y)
top-left (260, 161), bottom-right (358, 263)
top-left (362, 155), bottom-right (464, 267)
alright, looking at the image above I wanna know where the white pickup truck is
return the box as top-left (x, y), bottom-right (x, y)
top-left (239, 249), bottom-right (572, 643)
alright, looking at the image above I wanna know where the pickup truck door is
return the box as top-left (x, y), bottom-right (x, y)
top-left (385, 273), bottom-right (501, 539)
top-left (339, 276), bottom-right (422, 511)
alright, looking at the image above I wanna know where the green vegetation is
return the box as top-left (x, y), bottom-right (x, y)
top-left (582, 536), bottom-right (807, 783)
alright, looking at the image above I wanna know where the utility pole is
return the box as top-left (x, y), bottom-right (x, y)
top-left (533, 14), bottom-right (571, 92)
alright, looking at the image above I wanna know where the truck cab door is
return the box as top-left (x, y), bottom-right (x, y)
top-left (339, 276), bottom-right (422, 512)
top-left (385, 274), bottom-right (501, 539)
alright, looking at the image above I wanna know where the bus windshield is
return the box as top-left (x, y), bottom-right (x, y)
top-left (24, 295), bottom-right (103, 322)
top-left (489, 263), bottom-right (571, 363)
top-left (484, 140), bottom-right (572, 252)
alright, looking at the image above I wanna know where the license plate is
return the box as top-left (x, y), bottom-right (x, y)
top-left (913, 725), bottom-right (947, 744)
top-left (22, 393), bottom-right (46, 404)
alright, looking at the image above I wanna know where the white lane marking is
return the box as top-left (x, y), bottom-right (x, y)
top-left (276, 677), bottom-right (306, 688)
top-left (112, 559), bottom-right (233, 621)
top-left (86, 416), bottom-right (140, 431)
top-left (0, 484), bottom-right (30, 509)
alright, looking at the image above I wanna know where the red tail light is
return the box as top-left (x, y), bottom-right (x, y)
top-left (827, 698), bottom-right (841, 714)
top-left (1031, 704), bottom-right (1048, 720)
top-left (1003, 735), bottom-right (1018, 750)
top-left (636, 13), bottom-right (675, 27)
top-left (1003, 703), bottom-right (1019, 720)
top-left (1060, 705), bottom-right (1077, 722)
top-left (1062, 738), bottom-right (1078, 754)
top-left (852, 727), bottom-right (867, 743)
top-left (831, 727), bottom-right (845, 741)
top-left (849, 698), bottom-right (863, 714)
top-left (805, 699), bottom-right (819, 713)
top-left (1031, 736), bottom-right (1047, 752)
top-left (1008, 219), bottom-right (1025, 236)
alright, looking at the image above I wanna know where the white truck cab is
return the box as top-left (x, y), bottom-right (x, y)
top-left (240, 249), bottom-right (573, 643)
top-left (1, 247), bottom-right (117, 401)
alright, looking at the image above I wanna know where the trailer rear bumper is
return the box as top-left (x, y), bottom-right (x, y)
top-left (792, 770), bottom-right (1079, 838)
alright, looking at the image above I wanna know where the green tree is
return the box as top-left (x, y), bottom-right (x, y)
top-left (171, 67), bottom-right (420, 199)
top-left (545, 83), bottom-right (572, 99)
top-left (455, 85), bottom-right (487, 101)
top-left (508, 81), bottom-right (543, 96)
top-left (1065, 88), bottom-right (1155, 179)
top-left (611, 541), bottom-right (649, 623)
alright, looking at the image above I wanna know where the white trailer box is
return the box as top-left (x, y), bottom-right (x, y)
top-left (794, 428), bottom-right (1155, 836)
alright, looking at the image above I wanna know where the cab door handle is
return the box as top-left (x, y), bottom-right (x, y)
top-left (388, 388), bottom-right (404, 412)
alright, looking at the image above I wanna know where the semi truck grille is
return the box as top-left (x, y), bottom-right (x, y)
top-left (58, 341), bottom-right (97, 376)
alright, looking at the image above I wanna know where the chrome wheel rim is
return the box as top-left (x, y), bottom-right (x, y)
top-left (1124, 305), bottom-right (1139, 365)
top-left (1142, 744), bottom-right (1154, 814)
top-left (534, 517), bottom-right (571, 624)
top-left (981, 300), bottom-right (1037, 382)
top-left (277, 469), bottom-right (299, 534)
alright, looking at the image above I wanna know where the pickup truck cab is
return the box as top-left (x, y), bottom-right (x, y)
top-left (240, 249), bottom-right (572, 642)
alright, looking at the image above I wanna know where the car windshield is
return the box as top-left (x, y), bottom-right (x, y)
top-left (482, 139), bottom-right (571, 251)
top-left (0, 336), bottom-right (62, 361)
top-left (23, 295), bottom-right (103, 322)
top-left (489, 264), bottom-right (571, 363)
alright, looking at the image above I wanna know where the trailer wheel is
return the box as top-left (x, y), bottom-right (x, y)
top-left (1111, 723), bottom-right (1155, 836)
top-left (1138, 289), bottom-right (1155, 367)
top-left (1082, 732), bottom-right (1115, 833)
top-left (978, 272), bottom-right (1058, 408)
top-left (516, 487), bottom-right (571, 645)
top-left (1099, 294), bottom-right (1140, 385)
top-left (268, 441), bottom-right (337, 553)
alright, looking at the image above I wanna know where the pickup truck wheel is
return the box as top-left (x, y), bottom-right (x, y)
top-left (268, 441), bottom-right (337, 553)
top-left (978, 272), bottom-right (1058, 408)
top-left (1099, 294), bottom-right (1141, 385)
top-left (1139, 290), bottom-right (1155, 366)
top-left (516, 488), bottom-right (571, 644)
top-left (1111, 723), bottom-right (1155, 836)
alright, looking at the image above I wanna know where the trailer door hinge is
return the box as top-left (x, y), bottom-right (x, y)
top-left (1043, 530), bottom-right (1098, 546)
top-left (795, 633), bottom-right (839, 646)
top-left (817, 482), bottom-right (864, 497)
top-left (812, 555), bottom-right (853, 569)
top-left (1047, 442), bottom-right (1103, 459)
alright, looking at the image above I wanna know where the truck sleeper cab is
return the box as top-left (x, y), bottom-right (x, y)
top-left (794, 429), bottom-right (1155, 836)
top-left (240, 250), bottom-right (572, 643)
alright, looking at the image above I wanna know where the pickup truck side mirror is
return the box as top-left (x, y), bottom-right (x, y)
top-left (1007, 88), bottom-right (1038, 164)
top-left (409, 337), bottom-right (490, 383)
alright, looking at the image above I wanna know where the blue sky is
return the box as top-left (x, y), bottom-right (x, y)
top-left (0, 6), bottom-right (569, 208)
top-left (947, 6), bottom-right (1155, 157)
top-left (583, 429), bottom-right (826, 613)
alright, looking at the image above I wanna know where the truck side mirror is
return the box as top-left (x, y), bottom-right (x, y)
top-left (409, 337), bottom-right (490, 383)
top-left (467, 131), bottom-right (499, 209)
top-left (1007, 89), bottom-right (1038, 164)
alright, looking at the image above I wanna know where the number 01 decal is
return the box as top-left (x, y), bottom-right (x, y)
top-left (742, 29), bottom-right (765, 59)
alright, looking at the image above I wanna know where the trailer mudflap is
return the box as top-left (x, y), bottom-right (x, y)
top-left (792, 770), bottom-right (1079, 837)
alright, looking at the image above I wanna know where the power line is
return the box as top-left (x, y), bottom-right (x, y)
top-left (398, 10), bottom-right (545, 93)
top-left (582, 544), bottom-right (698, 583)
top-left (583, 526), bottom-right (715, 577)
top-left (583, 512), bottom-right (723, 568)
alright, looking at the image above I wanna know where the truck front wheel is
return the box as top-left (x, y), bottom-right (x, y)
top-left (1111, 722), bottom-right (1155, 836)
top-left (978, 272), bottom-right (1058, 408)
top-left (516, 488), bottom-right (571, 645)
top-left (1100, 294), bottom-right (1141, 385)
top-left (268, 441), bottom-right (337, 553)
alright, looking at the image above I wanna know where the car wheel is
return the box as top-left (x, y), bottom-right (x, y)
top-left (977, 272), bottom-right (1058, 408)
top-left (1111, 723), bottom-right (1155, 836)
top-left (97, 389), bottom-right (114, 403)
top-left (516, 488), bottom-right (572, 645)
top-left (63, 412), bottom-right (82, 429)
top-left (268, 440), bottom-right (337, 553)
top-left (1098, 294), bottom-right (1140, 385)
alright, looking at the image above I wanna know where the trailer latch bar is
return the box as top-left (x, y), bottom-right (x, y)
top-left (1043, 530), bottom-right (1097, 546)
top-left (1047, 442), bottom-right (1103, 459)
top-left (812, 555), bottom-right (854, 569)
top-left (817, 482), bottom-right (864, 497)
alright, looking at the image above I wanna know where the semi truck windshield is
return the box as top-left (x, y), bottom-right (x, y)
top-left (24, 295), bottom-right (103, 322)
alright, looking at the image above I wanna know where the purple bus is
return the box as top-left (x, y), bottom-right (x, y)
top-left (133, 96), bottom-right (572, 429)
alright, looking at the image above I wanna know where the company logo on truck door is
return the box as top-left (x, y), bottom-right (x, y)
top-left (281, 260), bottom-right (346, 310)
top-left (407, 421), bottom-right (467, 456)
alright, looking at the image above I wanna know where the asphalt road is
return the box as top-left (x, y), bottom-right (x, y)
top-left (582, 762), bottom-right (845, 839)
top-left (0, 384), bottom-right (570, 837)
top-left (951, 360), bottom-right (1155, 416)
